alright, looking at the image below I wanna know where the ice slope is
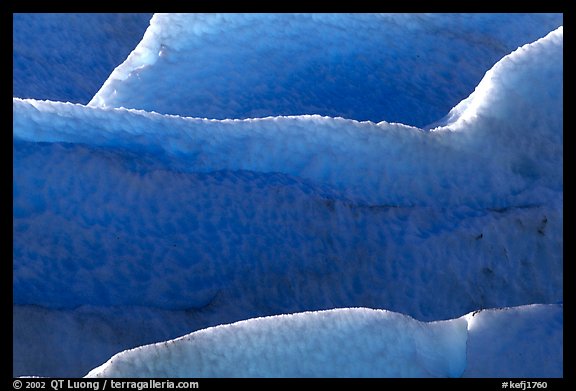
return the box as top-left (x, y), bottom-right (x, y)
top-left (13, 14), bottom-right (563, 378)
top-left (85, 305), bottom-right (562, 378)
top-left (88, 13), bottom-right (562, 127)
top-left (12, 23), bottom-right (564, 209)
top-left (13, 305), bottom-right (208, 378)
top-left (13, 27), bottom-right (563, 377)
top-left (463, 304), bottom-right (563, 378)
top-left (86, 307), bottom-right (469, 378)
top-left (13, 26), bottom-right (563, 314)
top-left (13, 13), bottom-right (152, 103)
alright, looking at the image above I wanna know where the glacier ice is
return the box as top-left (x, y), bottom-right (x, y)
top-left (89, 13), bottom-right (562, 127)
top-left (13, 26), bottom-right (562, 315)
top-left (12, 13), bottom-right (563, 378)
top-left (13, 13), bottom-right (152, 103)
top-left (463, 304), bottom-right (563, 378)
top-left (84, 305), bottom-right (562, 378)
top-left (13, 304), bottom-right (208, 378)
top-left (86, 307), bottom-right (469, 378)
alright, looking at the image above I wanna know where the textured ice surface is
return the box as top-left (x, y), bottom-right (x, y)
top-left (88, 13), bottom-right (562, 127)
top-left (13, 27), bottom-right (563, 316)
top-left (84, 305), bottom-right (562, 378)
top-left (12, 136), bottom-right (563, 314)
top-left (13, 14), bottom-right (563, 378)
top-left (463, 304), bottom-right (563, 378)
top-left (13, 305), bottom-right (207, 378)
top-left (86, 308), bottom-right (468, 378)
top-left (13, 13), bottom-right (152, 103)
top-left (15, 27), bottom-right (563, 209)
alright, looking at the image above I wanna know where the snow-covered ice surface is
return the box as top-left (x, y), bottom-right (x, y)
top-left (13, 13), bottom-right (563, 378)
top-left (86, 308), bottom-right (469, 378)
top-left (13, 13), bottom-right (152, 103)
top-left (89, 13), bottom-right (562, 127)
top-left (85, 305), bottom-right (562, 378)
